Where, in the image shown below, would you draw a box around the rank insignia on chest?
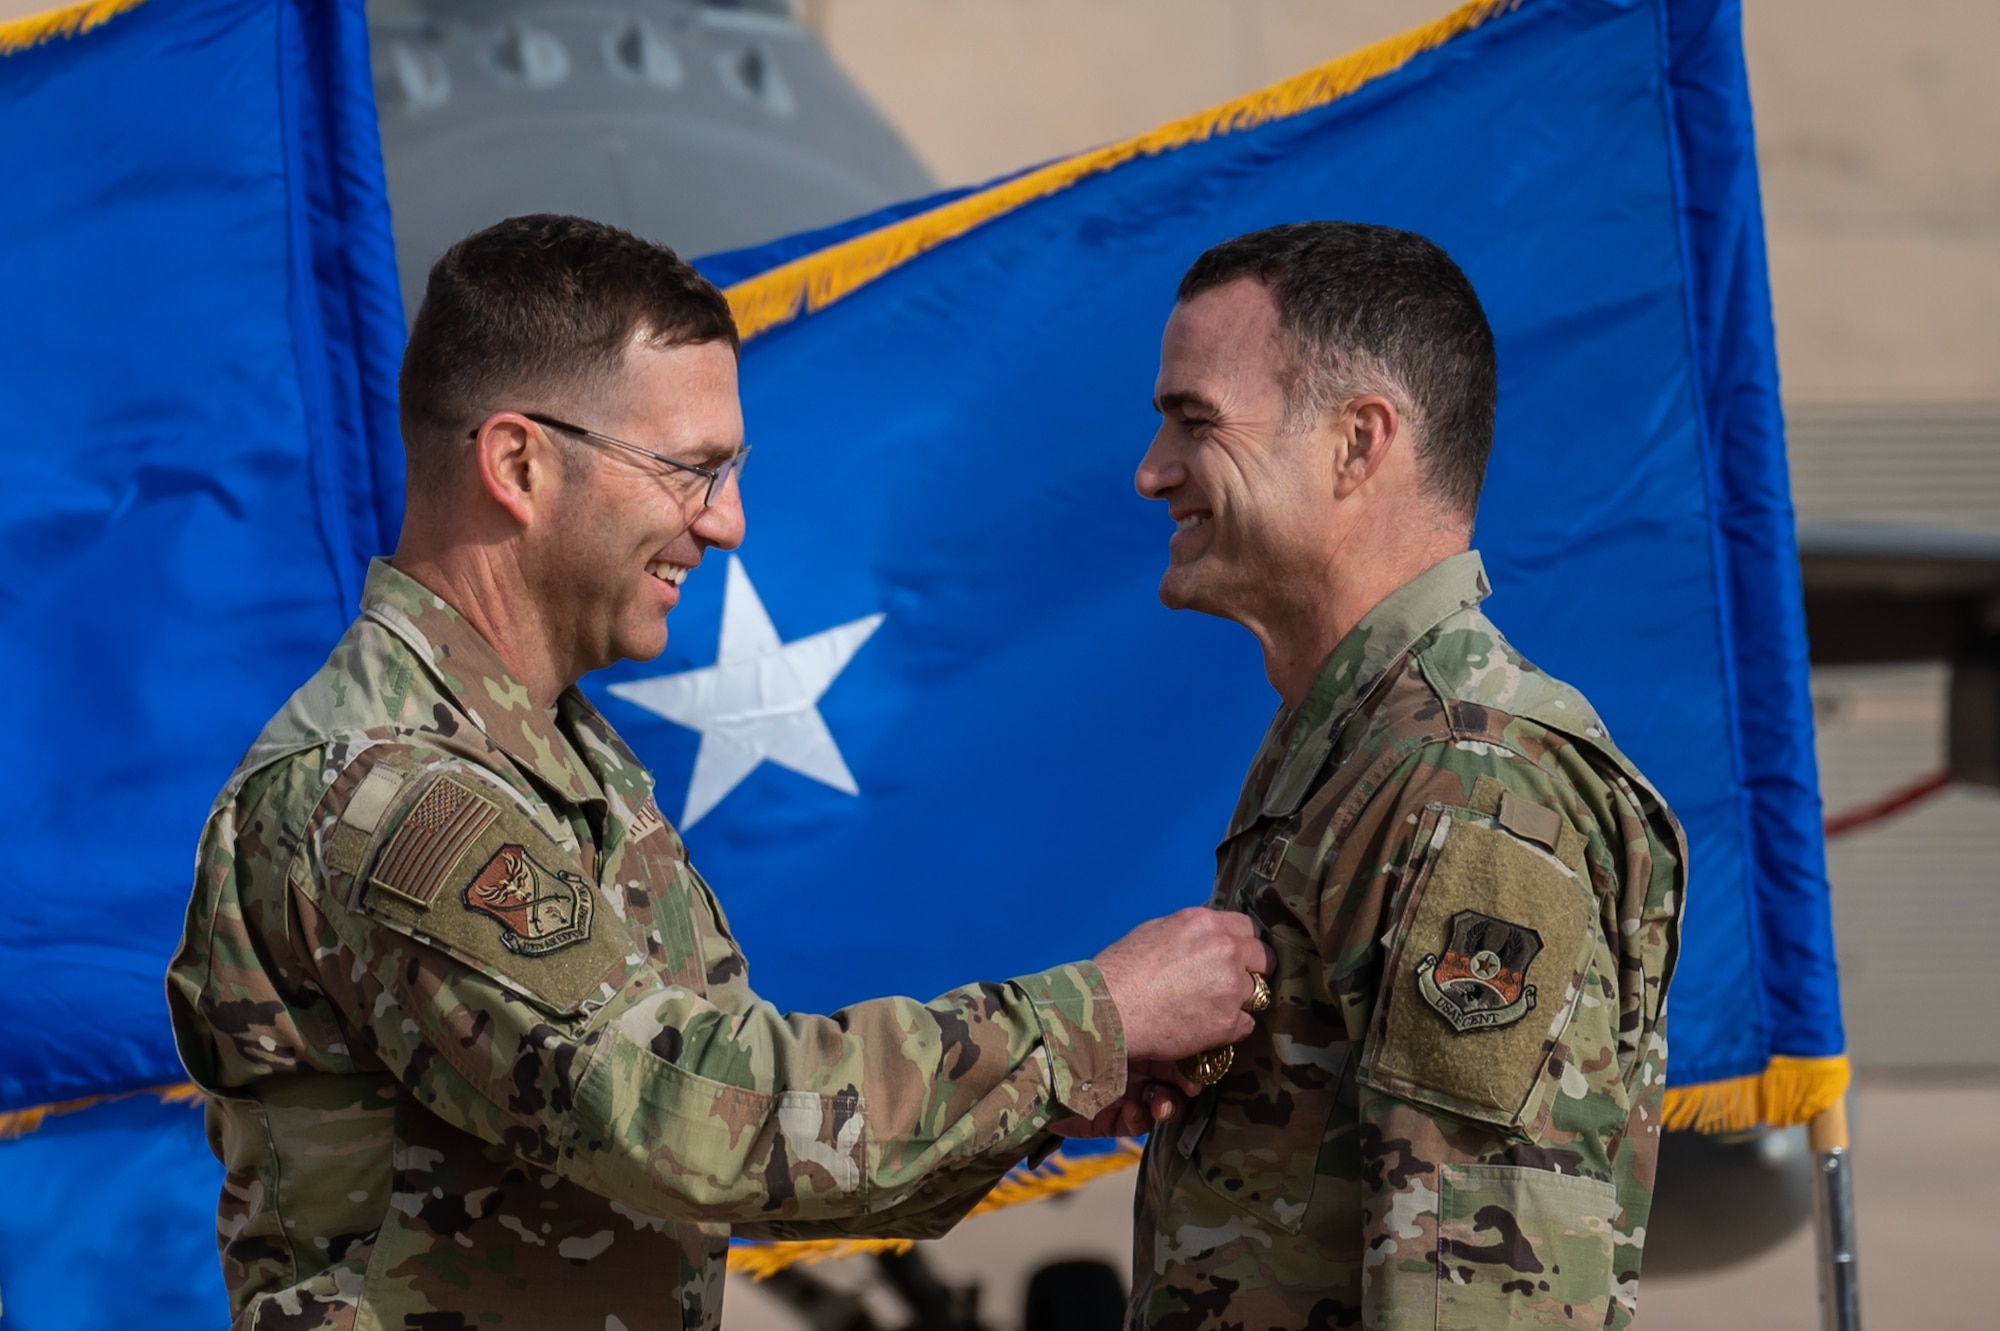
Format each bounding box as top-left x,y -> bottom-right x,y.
1251,834 -> 1292,880
1416,909 -> 1543,1033
463,843 -> 595,956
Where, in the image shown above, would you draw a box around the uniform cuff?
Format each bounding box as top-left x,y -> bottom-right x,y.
1010,960 -> 1126,1120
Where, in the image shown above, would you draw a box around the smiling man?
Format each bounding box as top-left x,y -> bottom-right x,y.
166,214 -> 1271,1330
1127,223 -> 1687,1331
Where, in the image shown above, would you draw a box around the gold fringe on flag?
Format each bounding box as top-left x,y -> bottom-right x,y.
725,1140 -> 1145,1280
723,0 -> 1521,343
0,1080 -> 203,1140
1660,1054 -> 1852,1135
0,1064 -> 1848,1274
0,0 -> 151,55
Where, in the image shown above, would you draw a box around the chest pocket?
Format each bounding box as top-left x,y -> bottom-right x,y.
1181,924 -> 1351,1235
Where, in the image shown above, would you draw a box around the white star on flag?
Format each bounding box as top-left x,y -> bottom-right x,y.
608,556 -> 885,828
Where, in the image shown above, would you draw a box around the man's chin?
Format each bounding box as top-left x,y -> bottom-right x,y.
1161,565 -> 1251,625
617,622 -> 670,665
1156,568 -> 1212,616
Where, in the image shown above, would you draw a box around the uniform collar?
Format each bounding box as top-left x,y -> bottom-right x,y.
360,559 -> 599,807
1257,550 -> 1491,821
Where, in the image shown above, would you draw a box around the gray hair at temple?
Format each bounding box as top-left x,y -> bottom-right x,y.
1178,221 -> 1498,519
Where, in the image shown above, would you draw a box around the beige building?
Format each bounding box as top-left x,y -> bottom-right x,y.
815,0 -> 2000,402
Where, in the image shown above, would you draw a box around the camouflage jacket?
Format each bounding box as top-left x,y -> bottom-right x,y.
1131,552 -> 1684,1331
167,560 -> 1125,1331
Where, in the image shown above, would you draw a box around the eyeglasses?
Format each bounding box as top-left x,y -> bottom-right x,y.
472,411 -> 749,508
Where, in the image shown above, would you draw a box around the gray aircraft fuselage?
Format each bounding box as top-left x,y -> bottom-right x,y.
368,0 -> 933,316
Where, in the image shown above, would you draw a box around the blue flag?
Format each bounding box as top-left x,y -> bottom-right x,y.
0,0 -> 398,1316
0,0 -> 402,1110
0,0 -> 1841,1322
639,0 -> 1843,1127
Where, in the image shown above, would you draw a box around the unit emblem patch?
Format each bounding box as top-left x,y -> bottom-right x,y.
463,843 -> 594,956
1416,909 -> 1544,1033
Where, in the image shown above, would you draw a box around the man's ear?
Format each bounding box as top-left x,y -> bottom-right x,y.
1332,395 -> 1402,500
470,414 -> 558,527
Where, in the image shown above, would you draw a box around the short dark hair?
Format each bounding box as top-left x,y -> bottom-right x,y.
398,214 -> 739,495
1178,222 -> 1497,518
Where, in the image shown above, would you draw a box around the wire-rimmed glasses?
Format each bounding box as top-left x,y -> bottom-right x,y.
470,411 -> 749,507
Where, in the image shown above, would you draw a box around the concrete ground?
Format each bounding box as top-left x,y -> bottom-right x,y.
1642,1081 -> 1988,1330
724,1080 -> 1989,1330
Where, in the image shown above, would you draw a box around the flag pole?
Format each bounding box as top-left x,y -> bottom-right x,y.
1810,1097 -> 1861,1330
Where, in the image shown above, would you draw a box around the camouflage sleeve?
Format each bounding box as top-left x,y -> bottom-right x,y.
667,830 -> 1062,1242
632,823 -> 1056,1239
731,1156 -> 1016,1242
297,746 -> 1127,1229
1343,741 -> 1678,1331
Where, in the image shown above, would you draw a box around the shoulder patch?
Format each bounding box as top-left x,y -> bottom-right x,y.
360,771 -> 627,1012
1364,804 -> 1596,1133
1417,909 -> 1544,1032
462,843 -> 593,956
372,777 -> 502,909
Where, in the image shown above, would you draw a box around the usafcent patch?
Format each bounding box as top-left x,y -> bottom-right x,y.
1363,798 -> 1595,1133
1417,909 -> 1543,1033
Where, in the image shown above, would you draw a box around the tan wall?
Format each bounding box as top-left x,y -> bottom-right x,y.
1747,1 -> 2000,403
814,0 -> 2000,404
813,1 -> 1427,183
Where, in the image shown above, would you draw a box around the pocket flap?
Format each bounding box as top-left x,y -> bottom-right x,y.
1438,1163 -> 1617,1330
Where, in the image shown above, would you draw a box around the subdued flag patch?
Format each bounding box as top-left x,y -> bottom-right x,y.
371,777 -> 499,910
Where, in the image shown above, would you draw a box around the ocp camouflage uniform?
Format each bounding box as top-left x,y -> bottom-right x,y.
167,560 -> 1125,1330
1131,552 -> 1684,1331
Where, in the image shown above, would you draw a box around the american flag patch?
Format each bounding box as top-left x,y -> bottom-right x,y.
372,777 -> 500,909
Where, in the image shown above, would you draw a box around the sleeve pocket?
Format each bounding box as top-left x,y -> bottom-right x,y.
1363,806 -> 1597,1135
1437,1164 -> 1616,1331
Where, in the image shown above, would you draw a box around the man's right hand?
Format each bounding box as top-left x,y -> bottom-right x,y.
1093,907 -> 1274,1063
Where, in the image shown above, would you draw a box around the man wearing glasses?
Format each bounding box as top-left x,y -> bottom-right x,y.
166,214 -> 1269,1331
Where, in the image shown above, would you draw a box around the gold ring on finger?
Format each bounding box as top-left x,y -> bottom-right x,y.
1176,1045 -> 1234,1087
1244,972 -> 1272,1014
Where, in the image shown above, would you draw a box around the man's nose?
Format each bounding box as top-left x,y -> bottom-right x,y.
693,480 -> 746,551
1135,427 -> 1184,500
